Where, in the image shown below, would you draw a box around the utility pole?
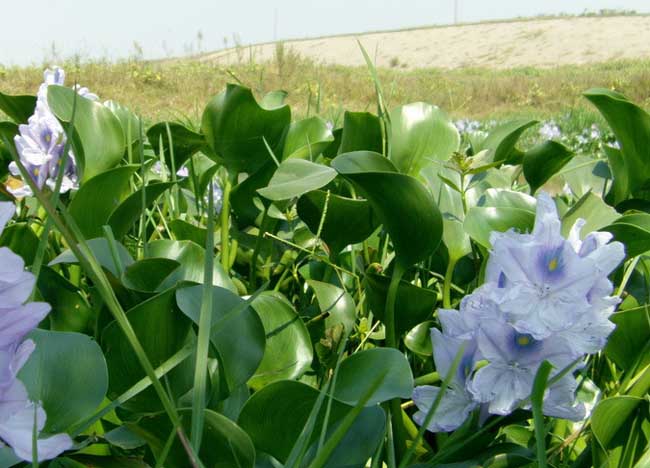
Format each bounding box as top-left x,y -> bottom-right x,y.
454,0 -> 459,24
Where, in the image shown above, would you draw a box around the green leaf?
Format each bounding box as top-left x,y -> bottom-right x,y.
169,219 -> 210,247
230,161 -> 276,227
68,165 -> 138,239
48,85 -> 125,182
606,306 -> 650,370
147,121 -> 206,169
591,396 -> 649,468
561,155 -> 610,199
19,329 -> 108,433
389,102 -> 460,176
0,222 -> 40,265
297,190 -> 379,254
238,380 -> 384,465
602,213 -> 650,257
522,140 -> 573,194
282,116 -> 334,160
333,348 -> 413,406
101,288 -> 193,413
107,181 -> 175,239
560,191 -> 620,238
49,237 -> 135,278
201,84 -> 290,173
475,119 -> 537,164
0,91 -> 36,123
365,271 -> 437,337
464,189 -> 536,248
248,292 -> 313,390
332,151 -> 443,269
405,321 -> 434,357
585,88 -> 650,201
104,100 -> 141,146
307,280 -> 356,334
338,111 -> 383,154
258,159 -> 337,201
37,266 -> 94,333
147,239 -> 236,292
121,258 -> 180,292
130,409 -> 255,468
176,285 -> 265,394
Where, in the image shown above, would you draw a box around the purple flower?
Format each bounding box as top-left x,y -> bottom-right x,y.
0,202 -> 72,460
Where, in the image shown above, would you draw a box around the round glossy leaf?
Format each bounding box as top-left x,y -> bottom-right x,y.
147,121 -> 206,169
176,285 -> 265,394
0,222 -> 39,265
101,288 -> 193,412
560,192 -> 619,239
365,271 -> 437,336
130,409 -> 255,468
603,213 -> 650,258
238,380 -> 384,465
585,88 -> 650,202
48,85 -> 125,182
282,116 -> 334,160
108,182 -> 175,239
523,140 -> 573,194
332,151 -> 443,269
475,119 -> 537,164
169,219 -> 210,247
405,321 -> 434,357
307,280 -> 356,333
121,258 -> 180,292
231,161 -> 276,227
464,189 -> 537,248
249,292 -> 313,389
201,84 -> 290,173
0,91 -> 36,124
258,159 -> 337,201
147,239 -> 236,292
332,348 -> 414,406
37,266 -> 94,333
338,111 -> 382,154
390,102 -> 460,176
19,329 -> 108,433
104,100 -> 141,147
49,237 -> 135,278
605,306 -> 650,370
561,155 -> 610,200
68,165 -> 138,239
297,190 -> 379,254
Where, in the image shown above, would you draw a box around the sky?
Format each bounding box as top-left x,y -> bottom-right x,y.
1,0 -> 648,65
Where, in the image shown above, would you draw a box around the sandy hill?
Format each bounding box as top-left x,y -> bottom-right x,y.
197,15 -> 650,70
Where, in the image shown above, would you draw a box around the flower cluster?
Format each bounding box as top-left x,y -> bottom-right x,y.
0,202 -> 72,460
9,67 -> 97,197
539,121 -> 562,140
413,192 -> 625,432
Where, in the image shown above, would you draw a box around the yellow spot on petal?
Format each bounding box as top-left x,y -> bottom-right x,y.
33,168 -> 39,176
548,258 -> 558,272
517,335 -> 531,346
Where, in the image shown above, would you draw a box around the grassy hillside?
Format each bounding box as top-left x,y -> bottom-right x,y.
2,56 -> 649,128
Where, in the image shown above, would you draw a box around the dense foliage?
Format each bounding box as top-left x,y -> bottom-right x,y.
0,63 -> 648,468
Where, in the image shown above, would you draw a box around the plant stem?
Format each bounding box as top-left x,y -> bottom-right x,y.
443,257 -> 458,309
220,175 -> 233,271
250,205 -> 270,290
385,264 -> 406,459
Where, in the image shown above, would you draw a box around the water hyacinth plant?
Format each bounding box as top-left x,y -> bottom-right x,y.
0,63 -> 649,467
0,202 -> 71,461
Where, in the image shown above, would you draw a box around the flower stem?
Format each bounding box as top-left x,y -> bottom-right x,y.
220,175 -> 233,271
443,257 -> 458,309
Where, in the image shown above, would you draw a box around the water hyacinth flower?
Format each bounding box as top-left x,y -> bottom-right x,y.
539,121 -> 562,140
0,202 -> 72,460
9,67 -> 97,197
412,192 -> 624,432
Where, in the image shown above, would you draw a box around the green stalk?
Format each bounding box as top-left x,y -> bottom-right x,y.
385,263 -> 406,459
191,181 -> 216,452
531,361 -> 553,468
249,205 -> 270,290
165,122 -> 181,219
138,118 -> 148,258
442,257 -> 458,309
5,138 -> 201,467
220,175 -> 233,271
